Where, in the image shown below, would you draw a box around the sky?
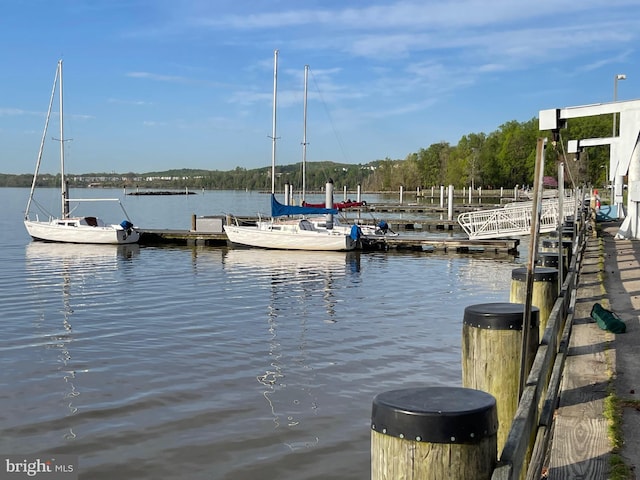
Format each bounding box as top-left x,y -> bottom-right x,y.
1,0 -> 639,175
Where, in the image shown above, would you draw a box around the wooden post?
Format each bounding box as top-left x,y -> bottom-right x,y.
462,302 -> 539,455
541,238 -> 558,250
537,252 -> 567,281
371,386 -> 497,480
536,252 -> 558,268
561,226 -> 575,241
562,239 -> 574,266
510,267 -> 558,341
325,180 -> 334,229
542,238 -> 573,266
191,214 -> 197,231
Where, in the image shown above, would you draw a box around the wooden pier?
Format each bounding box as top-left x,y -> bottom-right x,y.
363,235 -> 519,254
137,228 -> 519,255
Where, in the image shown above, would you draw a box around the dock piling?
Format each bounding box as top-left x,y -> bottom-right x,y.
462,302 -> 539,454
371,386 -> 497,479
510,267 -> 559,340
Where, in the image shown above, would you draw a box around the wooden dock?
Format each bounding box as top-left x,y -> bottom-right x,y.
139,229 -> 227,247
362,235 -> 519,254
138,229 -> 519,255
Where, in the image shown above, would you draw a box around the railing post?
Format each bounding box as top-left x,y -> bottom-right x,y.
448,185 -> 454,220
537,252 -> 567,282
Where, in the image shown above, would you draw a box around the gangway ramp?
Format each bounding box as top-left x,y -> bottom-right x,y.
457,197 -> 576,239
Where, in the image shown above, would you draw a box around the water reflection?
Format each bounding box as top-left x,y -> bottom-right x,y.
222,249 -> 360,450
24,242 -> 139,440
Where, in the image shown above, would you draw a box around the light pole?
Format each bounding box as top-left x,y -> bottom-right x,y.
613,73 -> 626,136
470,147 -> 478,191
601,163 -> 609,200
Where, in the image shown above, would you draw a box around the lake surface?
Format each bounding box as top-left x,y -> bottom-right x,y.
1,188 -> 524,479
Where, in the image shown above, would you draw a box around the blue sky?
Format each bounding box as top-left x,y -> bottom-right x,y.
1,0 -> 639,175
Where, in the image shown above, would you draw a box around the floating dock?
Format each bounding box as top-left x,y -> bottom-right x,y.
137,229 -> 519,256
361,235 -> 519,254
127,190 -> 196,196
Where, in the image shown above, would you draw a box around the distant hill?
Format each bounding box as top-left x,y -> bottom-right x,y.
0,161 -> 381,191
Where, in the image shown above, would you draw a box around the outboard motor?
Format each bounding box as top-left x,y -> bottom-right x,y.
121,220 -> 133,229
119,220 -> 134,240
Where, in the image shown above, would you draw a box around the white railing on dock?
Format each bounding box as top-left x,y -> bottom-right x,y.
457,197 -> 577,239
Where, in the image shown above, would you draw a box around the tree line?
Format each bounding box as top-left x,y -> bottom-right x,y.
368,115 -> 611,192
1,115 -> 613,191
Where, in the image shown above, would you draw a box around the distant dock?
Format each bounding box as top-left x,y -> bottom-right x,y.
127,190 -> 196,196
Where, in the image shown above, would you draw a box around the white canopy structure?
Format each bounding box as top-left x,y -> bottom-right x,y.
540,99 -> 640,239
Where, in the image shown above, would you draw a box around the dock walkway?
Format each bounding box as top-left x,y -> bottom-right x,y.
545,222 -> 640,479
137,229 -> 519,255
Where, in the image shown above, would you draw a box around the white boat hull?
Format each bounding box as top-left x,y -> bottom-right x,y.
224,223 -> 356,251
24,219 -> 140,244
24,61 -> 141,246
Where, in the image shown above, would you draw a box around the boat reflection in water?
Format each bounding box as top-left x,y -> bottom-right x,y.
222,248 -> 361,450
25,242 -> 140,269
24,242 -> 140,440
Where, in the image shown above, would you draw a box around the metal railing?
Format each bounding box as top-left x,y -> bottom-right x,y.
457,197 -> 577,239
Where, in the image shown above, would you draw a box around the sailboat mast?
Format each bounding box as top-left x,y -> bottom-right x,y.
270,50 -> 278,195
25,60 -> 59,219
58,59 -> 69,218
302,65 -> 309,203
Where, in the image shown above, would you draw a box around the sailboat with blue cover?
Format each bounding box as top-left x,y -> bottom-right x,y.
223,51 -> 357,251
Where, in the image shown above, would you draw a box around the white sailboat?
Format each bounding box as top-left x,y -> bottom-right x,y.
24,60 -> 140,245
224,51 -> 356,252
295,66 -> 393,239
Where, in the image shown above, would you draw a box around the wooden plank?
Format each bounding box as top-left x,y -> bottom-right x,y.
545,234 -> 613,479
547,417 -> 610,479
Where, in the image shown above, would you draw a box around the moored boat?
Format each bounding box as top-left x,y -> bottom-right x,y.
23,60 -> 140,245
223,51 -> 355,252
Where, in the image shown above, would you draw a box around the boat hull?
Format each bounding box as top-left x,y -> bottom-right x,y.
24,219 -> 140,244
224,224 -> 356,251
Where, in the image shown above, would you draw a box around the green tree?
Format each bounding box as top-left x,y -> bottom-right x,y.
417,142 -> 451,187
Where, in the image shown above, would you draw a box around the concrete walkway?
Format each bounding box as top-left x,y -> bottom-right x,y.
603,223 -> 640,478
547,221 -> 640,479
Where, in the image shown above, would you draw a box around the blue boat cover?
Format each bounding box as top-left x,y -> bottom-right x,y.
271,194 -> 338,217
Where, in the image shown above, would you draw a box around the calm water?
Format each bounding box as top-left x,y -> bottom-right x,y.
1,188 -> 523,479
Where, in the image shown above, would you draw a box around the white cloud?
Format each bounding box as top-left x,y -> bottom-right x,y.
127,72 -> 191,83
108,98 -> 153,106
0,108 -> 38,116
